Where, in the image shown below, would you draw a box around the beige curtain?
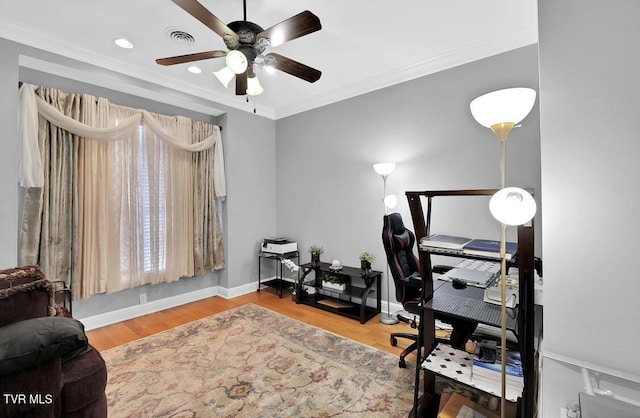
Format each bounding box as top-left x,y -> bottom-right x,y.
192,121 -> 225,275
20,87 -> 80,287
19,85 -> 225,299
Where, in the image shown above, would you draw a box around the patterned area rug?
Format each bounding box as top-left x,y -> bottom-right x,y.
102,304 -> 415,417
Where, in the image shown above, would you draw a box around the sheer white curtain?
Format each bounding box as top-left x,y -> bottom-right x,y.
18,84 -> 226,298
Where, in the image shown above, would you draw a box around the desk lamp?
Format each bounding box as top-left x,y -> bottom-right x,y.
373,162 -> 399,325
470,87 -> 536,418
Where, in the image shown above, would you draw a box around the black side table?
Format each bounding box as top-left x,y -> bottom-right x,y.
257,251 -> 300,298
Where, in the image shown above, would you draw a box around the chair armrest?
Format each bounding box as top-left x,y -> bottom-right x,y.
400,272 -> 422,288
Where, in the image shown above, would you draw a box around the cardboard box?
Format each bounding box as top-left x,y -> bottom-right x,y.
439,393 -> 499,418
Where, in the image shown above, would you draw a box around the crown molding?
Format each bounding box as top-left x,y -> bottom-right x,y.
275,30 -> 538,119
1,13 -> 537,120
0,16 -> 277,119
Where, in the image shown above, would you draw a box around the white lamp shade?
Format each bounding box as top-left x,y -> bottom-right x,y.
373,162 -> 396,176
246,75 -> 264,96
384,194 -> 398,209
470,88 -> 537,128
225,50 -> 248,74
213,67 -> 234,88
489,187 -> 537,226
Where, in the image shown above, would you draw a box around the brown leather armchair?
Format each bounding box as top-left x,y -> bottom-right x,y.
0,265 -> 107,417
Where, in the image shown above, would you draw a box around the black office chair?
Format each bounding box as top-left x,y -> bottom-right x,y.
382,212 -> 478,368
382,212 -> 424,368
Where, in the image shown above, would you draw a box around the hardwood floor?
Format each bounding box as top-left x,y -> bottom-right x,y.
86,288 -> 419,364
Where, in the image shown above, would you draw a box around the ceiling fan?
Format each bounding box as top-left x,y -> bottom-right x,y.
156,0 -> 322,96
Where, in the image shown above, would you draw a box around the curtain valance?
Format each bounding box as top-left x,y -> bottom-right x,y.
18,83 -> 226,199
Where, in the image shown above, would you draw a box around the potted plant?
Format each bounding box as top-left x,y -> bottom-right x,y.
359,251 -> 375,276
309,245 -> 324,267
322,272 -> 347,292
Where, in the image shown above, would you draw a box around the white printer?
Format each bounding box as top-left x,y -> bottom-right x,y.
261,238 -> 298,254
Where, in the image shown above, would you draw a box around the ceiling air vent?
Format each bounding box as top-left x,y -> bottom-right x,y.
165,27 -> 195,45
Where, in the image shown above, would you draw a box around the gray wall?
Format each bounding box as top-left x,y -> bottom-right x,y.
0,40 -> 20,267
0,37 -> 277,318
538,0 -> 640,414
275,45 -> 541,303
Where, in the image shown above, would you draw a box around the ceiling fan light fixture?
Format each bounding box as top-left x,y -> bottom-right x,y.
269,30 -> 285,47
246,74 -> 264,96
225,50 -> 248,74
214,67 -> 235,88
157,1 -> 322,99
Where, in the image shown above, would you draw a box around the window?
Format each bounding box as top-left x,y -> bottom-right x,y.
137,124 -> 166,273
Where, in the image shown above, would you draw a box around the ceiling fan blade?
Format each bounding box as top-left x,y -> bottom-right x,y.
235,69 -> 248,95
265,53 -> 321,83
156,50 -> 227,66
256,10 -> 321,46
171,0 -> 239,43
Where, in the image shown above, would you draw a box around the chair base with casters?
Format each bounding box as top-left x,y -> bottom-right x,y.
389,315 -> 475,368
390,327 -> 418,368
389,309 -> 419,368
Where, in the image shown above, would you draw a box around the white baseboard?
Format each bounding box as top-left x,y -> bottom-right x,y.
78,279 -> 404,331
218,280 -> 263,299
79,286 -> 219,331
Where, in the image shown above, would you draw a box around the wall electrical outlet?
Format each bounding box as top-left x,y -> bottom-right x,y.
139,293 -> 147,304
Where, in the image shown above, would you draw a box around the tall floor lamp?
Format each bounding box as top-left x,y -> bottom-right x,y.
373,162 -> 399,325
470,87 -> 537,418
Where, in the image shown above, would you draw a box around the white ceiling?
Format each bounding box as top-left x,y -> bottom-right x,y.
0,0 -> 538,119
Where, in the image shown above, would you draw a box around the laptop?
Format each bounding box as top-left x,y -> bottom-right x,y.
442,267 -> 498,288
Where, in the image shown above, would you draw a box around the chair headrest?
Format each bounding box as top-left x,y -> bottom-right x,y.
385,213 -> 412,249
388,213 -> 406,234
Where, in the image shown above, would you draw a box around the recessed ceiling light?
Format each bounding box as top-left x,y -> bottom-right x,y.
187,66 -> 202,74
114,38 -> 134,49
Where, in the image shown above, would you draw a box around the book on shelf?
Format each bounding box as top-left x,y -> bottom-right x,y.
462,239 -> 518,260
420,234 -> 473,250
472,342 -> 524,383
471,342 -> 524,400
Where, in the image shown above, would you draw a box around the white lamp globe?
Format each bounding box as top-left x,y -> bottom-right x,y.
489,187 -> 537,226
384,194 -> 398,209
225,50 -> 248,74
470,88 -> 537,128
373,162 -> 395,176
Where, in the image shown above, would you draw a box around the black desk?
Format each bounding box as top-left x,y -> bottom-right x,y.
426,280 -> 518,332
